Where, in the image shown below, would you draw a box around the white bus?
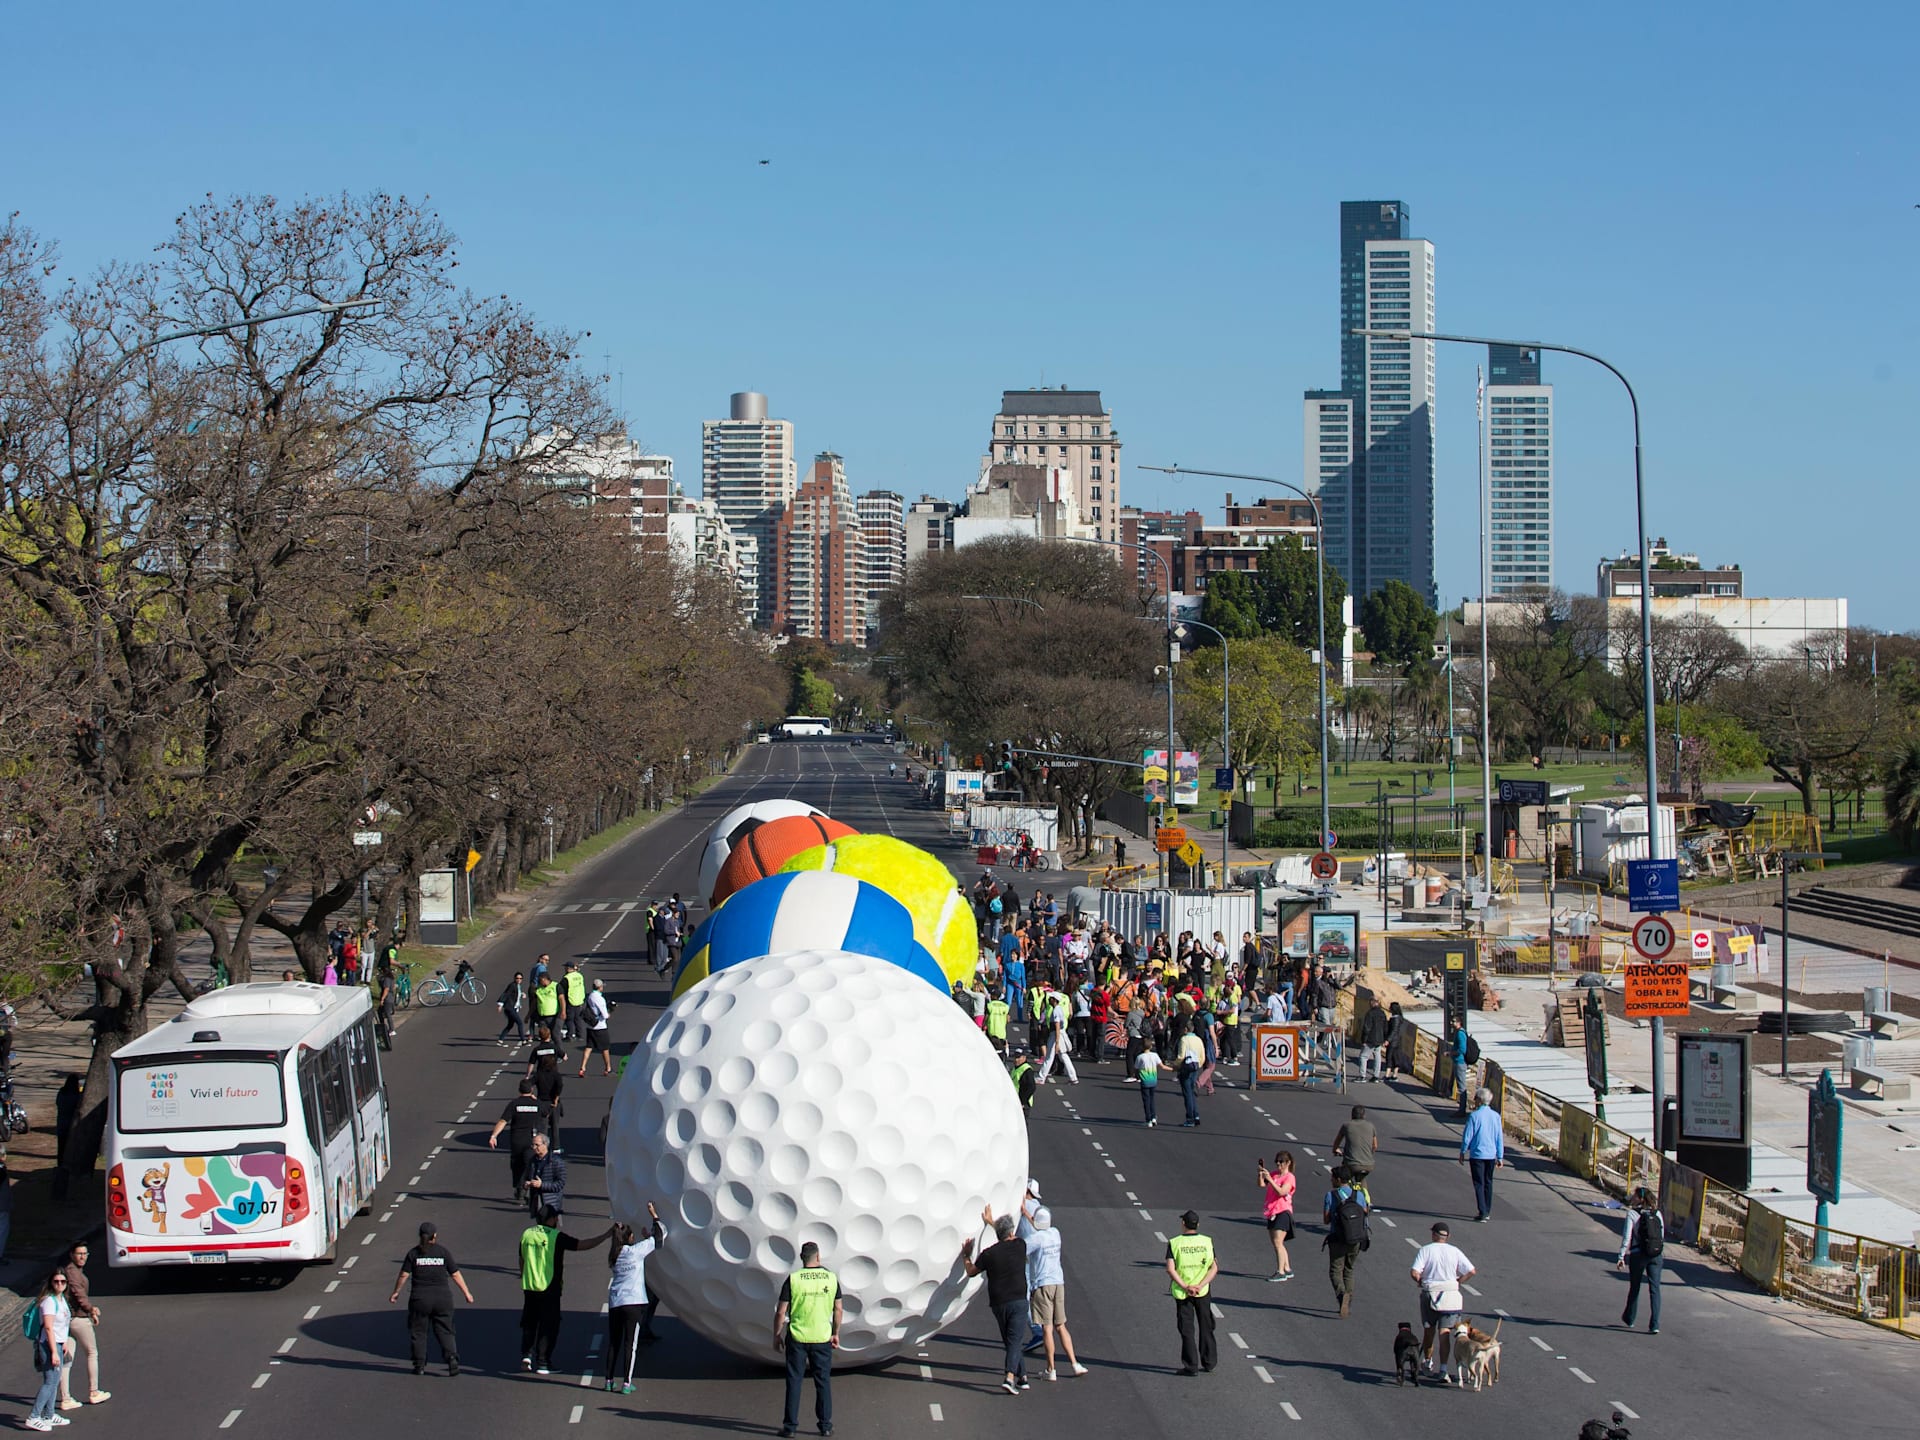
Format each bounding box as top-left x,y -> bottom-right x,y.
105,984 -> 391,1268
778,715 -> 831,737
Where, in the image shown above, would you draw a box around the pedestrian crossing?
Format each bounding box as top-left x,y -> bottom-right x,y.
537,899 -> 644,914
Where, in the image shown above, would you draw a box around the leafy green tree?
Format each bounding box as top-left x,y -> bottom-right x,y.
789,667 -> 836,718
1198,570 -> 1262,641
1254,537 -> 1347,655
1887,740 -> 1920,851
1626,704 -> 1766,796
1359,580 -> 1438,671
1175,636 -> 1325,800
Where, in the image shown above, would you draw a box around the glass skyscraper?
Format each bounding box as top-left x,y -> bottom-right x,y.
1486,345 -> 1553,594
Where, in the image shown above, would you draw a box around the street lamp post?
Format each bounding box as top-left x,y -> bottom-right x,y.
1140,465 -> 1332,860
1353,326 -> 1669,1136
1176,617 -> 1233,885
1057,536 -> 1178,887
1779,850 -> 1842,1077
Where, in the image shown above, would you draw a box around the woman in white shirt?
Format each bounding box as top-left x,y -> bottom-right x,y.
25,1270 -> 73,1430
604,1206 -> 666,1394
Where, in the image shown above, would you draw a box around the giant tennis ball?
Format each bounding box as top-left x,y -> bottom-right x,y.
778,835 -> 975,984
672,871 -> 948,1001
711,813 -> 858,909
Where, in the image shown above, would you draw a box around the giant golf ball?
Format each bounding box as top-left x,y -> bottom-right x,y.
673,871 -> 949,1001
696,799 -> 827,905
606,949 -> 1028,1363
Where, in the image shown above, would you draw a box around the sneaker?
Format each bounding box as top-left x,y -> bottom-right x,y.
47,1422 -> 71,1430
1045,1368 -> 1057,1382
1070,1363 -> 1088,1377
24,1420 -> 53,1432
447,1366 -> 459,1378
521,1356 -> 534,1371
86,1395 -> 109,1406
1267,1273 -> 1285,1283
413,1365 -> 426,1375
535,1367 -> 551,1376
1437,1371 -> 1452,1386
1018,1376 -> 1030,1390
1002,1379 -> 1019,1396
1149,1119 -> 1156,1127
620,1383 -> 634,1395
57,1403 -> 81,1413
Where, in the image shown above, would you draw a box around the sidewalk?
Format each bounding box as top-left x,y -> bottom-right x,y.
1479,975 -> 1920,1247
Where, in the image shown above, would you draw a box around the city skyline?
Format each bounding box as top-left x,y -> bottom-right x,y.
7,3 -> 1914,628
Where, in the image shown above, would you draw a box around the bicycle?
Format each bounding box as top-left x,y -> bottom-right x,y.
419,957 -> 486,1008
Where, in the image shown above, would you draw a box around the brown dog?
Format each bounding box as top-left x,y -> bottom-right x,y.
1452,1317 -> 1503,1391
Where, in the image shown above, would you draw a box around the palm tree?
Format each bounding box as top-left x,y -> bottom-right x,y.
1886,740 -> 1920,851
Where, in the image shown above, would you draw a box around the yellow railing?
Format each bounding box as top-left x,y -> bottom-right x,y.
1392,1014 -> 1919,1340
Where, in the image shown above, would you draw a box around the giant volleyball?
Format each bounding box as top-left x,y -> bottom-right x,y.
696,799 -> 825,907
778,835 -> 975,985
671,871 -> 948,1001
606,949 -> 1028,1363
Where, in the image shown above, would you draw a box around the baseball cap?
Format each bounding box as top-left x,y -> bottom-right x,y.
418,1220 -> 436,1238
1431,1222 -> 1451,1237
1181,1209 -> 1201,1228
1027,1178 -> 1042,1199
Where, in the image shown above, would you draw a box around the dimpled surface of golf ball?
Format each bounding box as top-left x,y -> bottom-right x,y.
605,948 -> 1028,1363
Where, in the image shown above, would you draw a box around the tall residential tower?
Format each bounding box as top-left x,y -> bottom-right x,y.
701,391 -> 796,628
986,389 -> 1120,546
1486,344 -> 1553,595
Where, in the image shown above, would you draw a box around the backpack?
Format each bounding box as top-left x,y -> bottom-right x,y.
20,1303 -> 41,1341
1334,1192 -> 1371,1249
520,1225 -> 557,1292
1636,1208 -> 1665,1258
1463,1034 -> 1482,1066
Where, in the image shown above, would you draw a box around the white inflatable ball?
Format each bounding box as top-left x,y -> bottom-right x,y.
695,798 -> 825,907
605,949 -> 1028,1364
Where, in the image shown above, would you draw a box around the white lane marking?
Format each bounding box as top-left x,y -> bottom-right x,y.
1378,1215 -> 1396,1228
1125,1192 -> 1138,1201
1154,1231 -> 1168,1243
430,1147 -> 443,1157
1285,1132 -> 1297,1140
929,1403 -> 944,1421
1530,1336 -> 1554,1352
380,1211 -> 393,1224
919,1364 -> 933,1379
1404,1238 -> 1419,1249
590,902 -> 611,912
1463,1283 -> 1481,1297
1611,1403 -> 1640,1420
443,1130 -> 455,1140
568,1405 -> 583,1424
1230,1332 -> 1248,1349
1302,1148 -> 1318,1157
304,1306 -> 321,1320
578,1371 -> 593,1387
220,1411 -> 243,1429
278,1338 -> 296,1354
1209,1304 -> 1225,1320
1140,1211 -> 1153,1222
324,1281 -> 340,1293
1268,1118 -> 1280,1126
1081,1128 -> 1092,1136
360,1232 -> 376,1246
1113,1173 -> 1126,1183
1570,1367 -> 1595,1384
252,1374 -> 270,1389
343,1255 -> 359,1269
1281,1401 -> 1300,1420
1253,1365 -> 1274,1384
393,1192 -> 409,1204
409,1175 -> 423,1186
1103,1158 -> 1115,1168
1091,1142 -> 1104,1151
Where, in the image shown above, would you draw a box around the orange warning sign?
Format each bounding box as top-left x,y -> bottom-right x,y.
1624,961 -> 1691,1019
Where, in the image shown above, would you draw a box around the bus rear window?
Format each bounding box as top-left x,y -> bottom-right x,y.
117,1060 -> 286,1133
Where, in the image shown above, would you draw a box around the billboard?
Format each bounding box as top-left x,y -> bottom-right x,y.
1143,749 -> 1200,807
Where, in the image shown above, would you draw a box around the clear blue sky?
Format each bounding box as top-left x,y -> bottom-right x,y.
11,1 -> 1917,627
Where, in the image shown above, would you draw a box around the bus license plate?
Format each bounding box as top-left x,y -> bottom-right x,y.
189,1250 -> 228,1264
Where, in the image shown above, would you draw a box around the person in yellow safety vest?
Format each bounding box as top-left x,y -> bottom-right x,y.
1221,981 -> 1242,1066
533,973 -> 561,1027
562,960 -> 588,1043
985,993 -> 1011,1053
772,1240 -> 841,1438
1008,1047 -> 1036,1109
1166,1208 -> 1219,1375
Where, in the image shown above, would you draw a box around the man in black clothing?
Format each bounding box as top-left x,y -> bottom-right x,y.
390,1220 -> 475,1375
959,1207 -> 1029,1394
498,971 -> 528,1047
525,1133 -> 567,1217
488,1080 -> 550,1204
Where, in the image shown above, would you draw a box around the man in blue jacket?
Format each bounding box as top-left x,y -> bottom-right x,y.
1459,1087 -> 1504,1221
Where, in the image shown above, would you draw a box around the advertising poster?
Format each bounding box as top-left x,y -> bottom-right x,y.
1308,912 -> 1359,967
1142,750 -> 1202,807
1679,1033 -> 1747,1142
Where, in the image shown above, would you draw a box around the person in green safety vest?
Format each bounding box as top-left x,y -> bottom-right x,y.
562,960 -> 588,1043
1165,1208 -> 1219,1375
1008,1046 -> 1037,1110
772,1241 -> 841,1438
985,993 -> 1011,1054
532,971 -> 561,1028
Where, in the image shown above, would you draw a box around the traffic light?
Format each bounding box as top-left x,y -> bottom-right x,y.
999,741 -> 1014,771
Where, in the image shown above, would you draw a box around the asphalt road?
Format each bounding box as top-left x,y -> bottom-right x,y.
31,740 -> 1920,1439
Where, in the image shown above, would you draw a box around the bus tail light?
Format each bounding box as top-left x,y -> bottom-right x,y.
107,1165 -> 131,1230
284,1162 -> 309,1224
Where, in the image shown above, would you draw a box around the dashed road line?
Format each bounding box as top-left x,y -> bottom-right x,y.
380,1211 -> 394,1224
1285,1132 -> 1297,1140
1530,1336 -> 1554,1352
278,1338 -> 296,1354
1404,1238 -> 1419,1249
343,1255 -> 359,1269
1091,1142 -> 1104,1151
1610,1403 -> 1639,1420
304,1306 -> 321,1320
1570,1367 -> 1595,1384
568,1405 -> 583,1424
1280,1401 -> 1301,1420
1378,1215 -> 1397,1228
1125,1192 -> 1137,1201
324,1281 -> 340,1293
1081,1128 -> 1092,1136
221,1411 -> 243,1429
1463,1283 -> 1481,1297
578,1370 -> 593,1387
929,1403 -> 944,1421
443,1130 -> 455,1140
1253,1365 -> 1274,1384
918,1364 -> 933,1379
1153,1231 -> 1167,1243
1139,1211 -> 1153,1222
1113,1173 -> 1125,1183
1209,1304 -> 1225,1321
1103,1158 -> 1115,1168
252,1373 -> 270,1389
1229,1332 -> 1248,1349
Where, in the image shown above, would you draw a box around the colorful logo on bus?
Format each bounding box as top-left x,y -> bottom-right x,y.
118,1146 -> 292,1236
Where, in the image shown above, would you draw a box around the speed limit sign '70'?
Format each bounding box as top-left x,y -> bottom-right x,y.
1632,914 -> 1677,961
1253,1024 -> 1303,1084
